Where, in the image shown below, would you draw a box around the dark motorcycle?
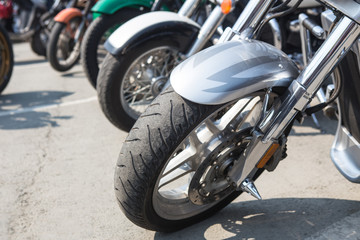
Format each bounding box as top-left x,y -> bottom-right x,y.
0,0 -> 69,56
115,0 -> 360,232
47,0 -> 97,72
0,23 -> 13,94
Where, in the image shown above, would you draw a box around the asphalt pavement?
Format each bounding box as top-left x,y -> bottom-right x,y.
0,43 -> 359,240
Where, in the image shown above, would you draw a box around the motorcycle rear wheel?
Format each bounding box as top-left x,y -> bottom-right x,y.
115,87 -> 270,231
47,17 -> 82,72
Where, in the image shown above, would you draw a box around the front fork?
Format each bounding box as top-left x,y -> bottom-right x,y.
222,0 -> 360,189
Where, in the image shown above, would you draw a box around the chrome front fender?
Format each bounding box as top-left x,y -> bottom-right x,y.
170,40 -> 299,105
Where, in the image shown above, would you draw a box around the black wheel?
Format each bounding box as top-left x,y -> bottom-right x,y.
81,8 -> 147,89
0,25 -> 14,94
115,87 -> 273,232
97,37 -> 184,131
30,29 -> 47,56
47,17 -> 83,72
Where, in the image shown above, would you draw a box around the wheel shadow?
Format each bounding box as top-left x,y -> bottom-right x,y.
0,91 -> 74,129
290,113 -> 338,137
154,198 -> 360,240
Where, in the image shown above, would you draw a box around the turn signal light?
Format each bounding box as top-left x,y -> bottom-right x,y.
221,0 -> 232,14
256,143 -> 280,168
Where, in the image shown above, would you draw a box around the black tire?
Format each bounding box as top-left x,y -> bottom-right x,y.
81,8 -> 147,89
115,88 -> 266,232
30,29 -> 47,56
97,36 -> 185,131
47,17 -> 82,72
0,25 -> 14,94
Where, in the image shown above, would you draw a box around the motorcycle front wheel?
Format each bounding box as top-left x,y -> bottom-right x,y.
47,17 -> 83,72
97,37 -> 183,131
115,87 -> 273,232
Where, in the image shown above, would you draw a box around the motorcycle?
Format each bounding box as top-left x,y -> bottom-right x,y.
114,0 -> 360,232
81,0 -> 183,89
0,23 -> 13,94
47,0 -> 96,72
0,0 -> 69,56
96,0 -> 262,131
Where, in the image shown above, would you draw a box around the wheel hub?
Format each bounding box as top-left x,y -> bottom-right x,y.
151,76 -> 167,97
188,130 -> 251,205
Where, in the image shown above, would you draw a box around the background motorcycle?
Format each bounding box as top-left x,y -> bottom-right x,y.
0,23 -> 13,94
81,0 -> 183,88
0,0 -> 69,56
114,0 -> 360,232
47,0 -> 96,72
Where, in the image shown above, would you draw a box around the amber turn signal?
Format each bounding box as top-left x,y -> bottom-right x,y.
221,0 -> 232,14
256,143 -> 280,168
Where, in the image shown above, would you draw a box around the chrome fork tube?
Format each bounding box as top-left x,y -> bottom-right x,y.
229,16 -> 360,188
178,0 -> 201,17
262,16 -> 360,142
219,0 -> 274,42
185,5 -> 226,57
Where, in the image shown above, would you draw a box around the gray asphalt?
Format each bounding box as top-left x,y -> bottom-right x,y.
0,43 -> 359,240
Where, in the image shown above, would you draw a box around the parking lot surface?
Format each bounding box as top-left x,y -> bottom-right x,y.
1,43 -> 360,240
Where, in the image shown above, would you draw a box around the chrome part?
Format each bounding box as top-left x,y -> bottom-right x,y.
152,94 -> 265,219
319,0 -> 360,24
240,179 -> 262,200
299,13 -> 313,66
185,5 -> 226,57
104,12 -> 200,55
121,46 -> 180,119
228,130 -> 272,187
321,9 -> 337,33
268,19 -> 282,49
218,0 -> 275,42
289,19 -> 300,32
284,0 -> 320,8
178,0 -> 201,18
331,126 -> 360,183
171,40 -> 299,105
261,16 -> 360,143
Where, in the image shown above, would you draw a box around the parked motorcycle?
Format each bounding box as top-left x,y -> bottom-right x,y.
81,0 -> 183,89
0,0 -> 69,56
115,0 -> 360,232
97,0 -> 256,131
47,0 -> 96,72
0,23 -> 13,94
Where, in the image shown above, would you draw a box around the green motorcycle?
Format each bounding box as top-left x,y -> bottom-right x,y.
81,0 -> 182,88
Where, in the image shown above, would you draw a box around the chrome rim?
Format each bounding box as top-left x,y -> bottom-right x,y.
152,94 -> 266,220
121,46 -> 180,119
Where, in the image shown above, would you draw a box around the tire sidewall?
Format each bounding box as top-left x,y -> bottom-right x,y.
47,17 -> 82,72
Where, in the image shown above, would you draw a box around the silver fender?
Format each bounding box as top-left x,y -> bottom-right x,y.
105,11 -> 201,56
170,40 -> 299,105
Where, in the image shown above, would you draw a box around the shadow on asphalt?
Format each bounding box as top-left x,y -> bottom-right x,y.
154,198 -> 360,239
0,91 -> 73,129
290,113 -> 338,137
14,59 -> 47,66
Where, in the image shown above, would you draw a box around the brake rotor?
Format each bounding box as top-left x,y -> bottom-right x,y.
188,129 -> 252,205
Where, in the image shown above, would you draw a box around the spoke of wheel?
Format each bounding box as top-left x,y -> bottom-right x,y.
159,162 -> 193,190
162,146 -> 196,177
217,96 -> 261,131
